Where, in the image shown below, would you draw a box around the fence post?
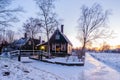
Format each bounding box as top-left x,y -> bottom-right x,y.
38,50 -> 40,60
40,51 -> 43,60
18,50 -> 21,61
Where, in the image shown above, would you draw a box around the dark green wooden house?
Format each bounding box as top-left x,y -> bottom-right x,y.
37,25 -> 73,56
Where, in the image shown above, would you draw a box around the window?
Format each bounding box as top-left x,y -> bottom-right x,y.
61,44 -> 66,51
55,34 -> 60,40
56,44 -> 60,52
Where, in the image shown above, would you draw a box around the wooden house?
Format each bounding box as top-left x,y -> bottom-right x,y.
5,33 -> 40,51
37,25 -> 73,56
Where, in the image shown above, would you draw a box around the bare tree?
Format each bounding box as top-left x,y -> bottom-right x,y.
6,30 -> 15,43
35,0 -> 58,57
0,34 -> 3,43
77,3 -> 110,60
100,41 -> 111,52
23,17 -> 42,55
23,17 -> 42,39
0,0 -> 23,40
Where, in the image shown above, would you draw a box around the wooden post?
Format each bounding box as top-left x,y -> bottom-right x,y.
40,54 -> 43,60
40,51 -> 43,60
18,50 -> 21,61
38,51 -> 40,60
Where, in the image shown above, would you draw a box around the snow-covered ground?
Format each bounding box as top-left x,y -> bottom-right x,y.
90,52 -> 120,72
0,58 -> 63,80
1,53 -> 120,80
21,53 -> 120,80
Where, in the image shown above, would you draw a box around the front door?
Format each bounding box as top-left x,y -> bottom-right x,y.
56,44 -> 60,52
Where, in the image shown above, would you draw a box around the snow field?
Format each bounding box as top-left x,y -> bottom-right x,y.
0,58 -> 63,80
90,52 -> 120,72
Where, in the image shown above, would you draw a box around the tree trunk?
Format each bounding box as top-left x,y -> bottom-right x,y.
81,44 -> 86,57
32,37 -> 34,55
47,32 -> 51,58
79,40 -> 86,61
81,41 -> 86,61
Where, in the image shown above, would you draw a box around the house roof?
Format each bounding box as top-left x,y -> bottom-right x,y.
31,38 -> 40,45
37,28 -> 73,46
13,38 -> 29,47
56,29 -> 73,46
36,42 -> 47,46
13,38 -> 40,47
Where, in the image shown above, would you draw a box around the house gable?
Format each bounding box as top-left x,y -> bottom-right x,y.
49,29 -> 72,45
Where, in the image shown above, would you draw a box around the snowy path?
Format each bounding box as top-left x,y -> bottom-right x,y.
84,53 -> 120,80
22,53 -> 120,80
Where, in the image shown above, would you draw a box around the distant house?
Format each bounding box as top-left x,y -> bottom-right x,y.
5,33 -> 40,51
37,25 -> 73,56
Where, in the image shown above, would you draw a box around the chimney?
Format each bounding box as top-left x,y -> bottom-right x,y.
61,25 -> 64,33
39,36 -> 41,44
24,33 -> 27,38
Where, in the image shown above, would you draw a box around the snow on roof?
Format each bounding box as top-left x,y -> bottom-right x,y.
13,38 -> 29,47
62,33 -> 73,46
57,29 -> 73,46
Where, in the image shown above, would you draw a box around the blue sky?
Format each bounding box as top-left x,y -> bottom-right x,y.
11,0 -> 120,48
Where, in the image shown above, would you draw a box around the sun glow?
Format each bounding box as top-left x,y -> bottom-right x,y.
69,35 -> 120,50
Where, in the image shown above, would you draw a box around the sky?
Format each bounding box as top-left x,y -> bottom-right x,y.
10,0 -> 120,48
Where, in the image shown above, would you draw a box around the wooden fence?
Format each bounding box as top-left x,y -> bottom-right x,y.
9,50 -> 46,61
